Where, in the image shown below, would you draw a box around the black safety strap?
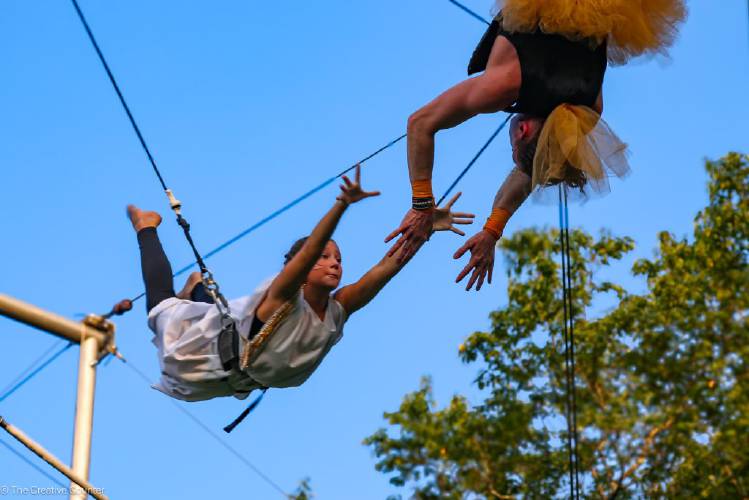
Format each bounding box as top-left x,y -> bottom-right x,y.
217,323 -> 241,372
224,388 -> 269,433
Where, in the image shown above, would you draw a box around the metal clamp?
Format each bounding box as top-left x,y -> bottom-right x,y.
165,189 -> 182,216
82,314 -> 124,365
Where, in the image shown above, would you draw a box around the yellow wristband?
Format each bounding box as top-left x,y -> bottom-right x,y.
483,208 -> 511,239
411,179 -> 434,199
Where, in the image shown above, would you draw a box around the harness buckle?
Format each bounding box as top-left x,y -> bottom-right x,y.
217,321 -> 240,372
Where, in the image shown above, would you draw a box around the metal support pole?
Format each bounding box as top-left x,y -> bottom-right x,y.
0,294 -> 106,345
69,333 -> 99,500
0,293 -> 118,500
0,416 -> 109,500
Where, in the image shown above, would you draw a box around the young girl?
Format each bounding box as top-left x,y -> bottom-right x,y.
127,166 -> 473,405
387,0 -> 686,291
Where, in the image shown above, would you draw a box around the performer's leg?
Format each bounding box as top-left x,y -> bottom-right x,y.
127,205 -> 176,313
407,36 -> 521,179
175,272 -> 215,305
190,283 -> 215,304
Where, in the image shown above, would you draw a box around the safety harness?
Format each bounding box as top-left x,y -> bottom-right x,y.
167,190 -> 272,432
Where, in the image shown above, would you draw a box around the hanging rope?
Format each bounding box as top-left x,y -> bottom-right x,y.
445,1 -> 585,495
71,0 -> 244,329
70,0 -> 166,191
69,0 -> 409,316
558,186 -> 581,499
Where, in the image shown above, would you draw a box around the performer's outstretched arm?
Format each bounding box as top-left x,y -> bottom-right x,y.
454,167 -> 531,291
386,37 -> 521,262
337,193 -> 474,315
258,166 -> 379,320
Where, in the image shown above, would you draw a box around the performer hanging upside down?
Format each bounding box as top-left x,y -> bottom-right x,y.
387,0 -> 687,291
127,166 -> 473,404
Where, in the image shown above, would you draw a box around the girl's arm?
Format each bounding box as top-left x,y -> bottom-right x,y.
333,252 -> 404,317
257,166 -> 379,320
334,193 -> 474,316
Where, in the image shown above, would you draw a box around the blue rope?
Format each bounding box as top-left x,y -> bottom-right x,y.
0,438 -> 68,488
0,343 -> 74,403
437,115 -> 511,206
447,0 -> 490,25
189,180 -> 336,270
130,113 -> 503,302
0,340 -> 67,397
129,133 -> 407,302
188,133 -> 408,271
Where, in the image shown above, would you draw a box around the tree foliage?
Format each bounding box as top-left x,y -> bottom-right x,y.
288,478 -> 314,500
364,153 -> 749,498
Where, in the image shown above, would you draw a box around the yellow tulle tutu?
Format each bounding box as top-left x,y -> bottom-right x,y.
496,0 -> 687,65
532,105 -> 630,199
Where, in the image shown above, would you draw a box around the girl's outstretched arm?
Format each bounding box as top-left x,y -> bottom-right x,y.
257,166 -> 379,320
335,193 -> 474,316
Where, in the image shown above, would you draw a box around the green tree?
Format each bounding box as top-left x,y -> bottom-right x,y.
288,478 -> 314,500
365,153 -> 749,498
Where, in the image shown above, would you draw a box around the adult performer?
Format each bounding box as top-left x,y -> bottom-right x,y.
386,0 -> 686,291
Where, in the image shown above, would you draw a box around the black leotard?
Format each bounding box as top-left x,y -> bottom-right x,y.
467,14 -> 607,118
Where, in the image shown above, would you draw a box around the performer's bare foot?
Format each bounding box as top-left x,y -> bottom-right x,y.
127,204 -> 162,232
176,272 -> 202,300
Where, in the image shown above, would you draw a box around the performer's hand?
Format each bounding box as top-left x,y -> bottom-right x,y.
432,192 -> 475,235
337,164 -> 381,206
453,230 -> 499,291
385,209 -> 434,263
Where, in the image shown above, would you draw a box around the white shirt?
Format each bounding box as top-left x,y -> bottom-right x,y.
148,276 -> 347,402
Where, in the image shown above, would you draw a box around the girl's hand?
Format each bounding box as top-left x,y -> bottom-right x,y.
432,192 -> 475,235
337,164 -> 381,205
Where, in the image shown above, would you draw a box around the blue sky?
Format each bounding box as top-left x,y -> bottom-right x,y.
1,1 -> 747,498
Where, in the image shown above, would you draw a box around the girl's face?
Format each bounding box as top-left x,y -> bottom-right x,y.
306,241 -> 343,290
